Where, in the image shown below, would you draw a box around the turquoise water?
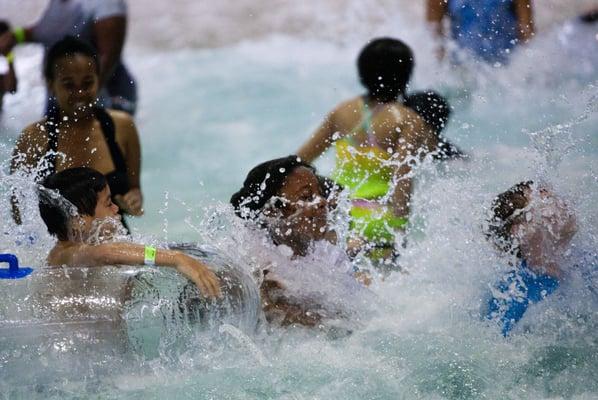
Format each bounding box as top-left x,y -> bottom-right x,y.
1,16 -> 598,400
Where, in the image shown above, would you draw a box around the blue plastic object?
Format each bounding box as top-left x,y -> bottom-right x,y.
0,253 -> 34,279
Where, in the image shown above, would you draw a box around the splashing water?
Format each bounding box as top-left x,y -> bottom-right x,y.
0,6 -> 598,400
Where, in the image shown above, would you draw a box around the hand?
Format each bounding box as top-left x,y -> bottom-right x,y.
175,254 -> 221,298
0,32 -> 16,55
114,188 -> 143,216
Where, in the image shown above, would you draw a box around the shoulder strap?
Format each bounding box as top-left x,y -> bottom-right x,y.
94,107 -> 128,174
42,106 -> 61,178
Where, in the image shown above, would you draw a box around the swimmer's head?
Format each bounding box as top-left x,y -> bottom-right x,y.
44,36 -> 100,116
404,91 -> 451,134
357,37 -> 414,103
231,156 -> 329,255
487,181 -> 578,260
0,21 -> 10,35
39,167 -> 120,242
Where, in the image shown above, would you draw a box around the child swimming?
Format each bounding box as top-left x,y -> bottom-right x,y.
484,181 -> 577,335
39,167 -> 221,298
296,38 -> 438,257
231,156 -> 372,327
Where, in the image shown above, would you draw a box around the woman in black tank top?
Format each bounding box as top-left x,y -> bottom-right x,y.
10,37 -> 143,228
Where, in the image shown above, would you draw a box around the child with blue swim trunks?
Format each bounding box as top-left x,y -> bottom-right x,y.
484,181 -> 578,336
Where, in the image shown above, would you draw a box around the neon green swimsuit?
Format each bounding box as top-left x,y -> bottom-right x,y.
332,100 -> 408,244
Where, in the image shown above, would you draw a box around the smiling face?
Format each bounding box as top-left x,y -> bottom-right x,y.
265,167 -> 328,254
48,54 -> 99,117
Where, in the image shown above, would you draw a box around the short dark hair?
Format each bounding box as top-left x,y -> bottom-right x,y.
357,37 -> 414,103
486,181 -> 534,257
230,155 -> 315,220
0,21 -> 10,35
39,167 -> 107,241
43,36 -> 99,81
404,91 -> 451,134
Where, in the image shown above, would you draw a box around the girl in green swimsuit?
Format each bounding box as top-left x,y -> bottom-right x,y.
297,38 -> 437,257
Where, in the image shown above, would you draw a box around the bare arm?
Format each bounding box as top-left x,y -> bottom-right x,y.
297,111 -> 338,163
0,27 -> 34,55
3,61 -> 17,93
53,242 -> 221,298
514,0 -> 534,43
93,16 -> 127,86
10,125 -> 47,224
113,112 -> 143,215
426,0 -> 447,37
387,112 -> 430,220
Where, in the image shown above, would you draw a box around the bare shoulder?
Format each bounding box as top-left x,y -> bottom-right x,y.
334,96 -> 363,116
46,242 -> 72,266
12,118 -> 49,167
107,109 -> 135,128
18,119 -> 49,144
107,109 -> 138,142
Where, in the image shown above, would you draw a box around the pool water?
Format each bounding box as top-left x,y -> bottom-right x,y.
1,6 -> 598,400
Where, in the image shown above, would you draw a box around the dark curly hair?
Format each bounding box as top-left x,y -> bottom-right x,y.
486,181 -> 533,257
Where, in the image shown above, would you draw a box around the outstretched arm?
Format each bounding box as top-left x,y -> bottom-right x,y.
113,112 -> 143,216
54,242 -> 221,298
514,0 -> 534,43
426,0 -> 448,60
93,16 -> 127,86
297,111 -> 338,163
426,0 -> 447,37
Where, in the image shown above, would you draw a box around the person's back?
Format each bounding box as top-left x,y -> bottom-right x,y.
297,38 -> 436,252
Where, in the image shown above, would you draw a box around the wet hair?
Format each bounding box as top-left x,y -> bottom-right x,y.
580,9 -> 598,24
404,90 -> 465,160
357,37 -> 414,103
0,21 -> 10,35
43,36 -> 99,82
404,91 -> 451,134
39,167 -> 107,241
486,181 -> 534,257
230,155 -> 316,220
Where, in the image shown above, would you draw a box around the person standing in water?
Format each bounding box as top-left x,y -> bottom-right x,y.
297,38 -> 437,258
426,0 -> 534,64
0,0 -> 137,115
484,181 -> 578,336
11,37 -> 142,227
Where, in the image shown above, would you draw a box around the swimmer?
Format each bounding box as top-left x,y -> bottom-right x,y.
0,21 -> 17,112
11,37 -> 142,228
484,181 -> 577,335
231,156 -> 370,327
297,38 -> 438,258
404,90 -> 466,160
38,167 -> 221,298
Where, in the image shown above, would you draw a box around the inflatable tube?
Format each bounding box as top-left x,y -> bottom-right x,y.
0,245 -> 261,380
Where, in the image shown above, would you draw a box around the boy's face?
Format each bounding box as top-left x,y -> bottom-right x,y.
79,185 -> 121,240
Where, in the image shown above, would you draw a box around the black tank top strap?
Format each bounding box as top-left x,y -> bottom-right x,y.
39,106 -> 61,181
93,107 -> 128,174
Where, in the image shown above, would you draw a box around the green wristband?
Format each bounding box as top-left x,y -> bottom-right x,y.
5,52 -> 14,64
13,27 -> 26,44
144,245 -> 156,266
